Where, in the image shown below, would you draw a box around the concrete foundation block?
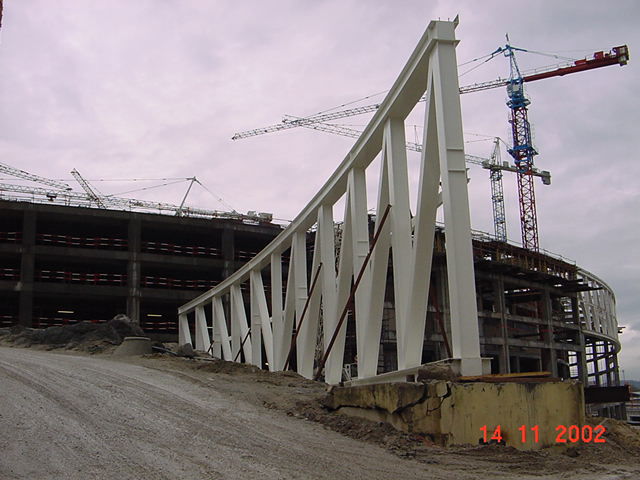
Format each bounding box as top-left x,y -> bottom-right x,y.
324,380 -> 585,450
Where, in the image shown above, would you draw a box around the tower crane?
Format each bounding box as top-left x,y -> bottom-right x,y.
492,42 -> 628,250
0,161 -> 71,191
232,46 -> 628,141
0,162 -> 274,223
232,45 -> 628,249
500,40 -> 540,250
70,168 -> 107,209
488,138 -> 507,242
0,181 -> 242,219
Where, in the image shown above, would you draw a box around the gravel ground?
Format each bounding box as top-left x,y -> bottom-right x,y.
1,346 -> 638,479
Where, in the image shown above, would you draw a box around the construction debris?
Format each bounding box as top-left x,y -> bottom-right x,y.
0,315 -> 144,353
176,342 -> 196,358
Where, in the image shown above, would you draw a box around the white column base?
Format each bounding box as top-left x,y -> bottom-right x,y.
448,357 -> 492,376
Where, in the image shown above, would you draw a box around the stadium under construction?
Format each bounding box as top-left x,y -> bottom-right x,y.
0,194 -> 624,416
0,16 -> 630,424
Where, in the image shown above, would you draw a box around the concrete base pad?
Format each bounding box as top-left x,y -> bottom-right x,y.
112,336 -> 152,356
345,359 -> 492,386
323,380 -> 584,450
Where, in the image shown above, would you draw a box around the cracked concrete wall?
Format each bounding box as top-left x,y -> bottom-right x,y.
324,380 -> 584,450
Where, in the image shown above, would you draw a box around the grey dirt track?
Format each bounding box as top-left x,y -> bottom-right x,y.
2,347 -> 639,480
0,347 -> 438,480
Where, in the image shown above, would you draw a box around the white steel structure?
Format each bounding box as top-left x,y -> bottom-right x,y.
178,19 -> 487,383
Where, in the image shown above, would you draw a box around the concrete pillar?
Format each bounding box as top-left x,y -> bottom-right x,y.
541,289 -> 558,376
127,216 -> 141,324
221,227 -> 235,325
18,211 -> 36,327
605,343 -> 613,386
221,227 -> 235,279
612,353 -> 621,385
572,296 -> 588,385
593,342 -> 601,386
494,278 -> 510,373
511,355 -> 520,373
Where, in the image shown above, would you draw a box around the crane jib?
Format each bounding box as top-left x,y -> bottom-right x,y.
522,46 -> 629,84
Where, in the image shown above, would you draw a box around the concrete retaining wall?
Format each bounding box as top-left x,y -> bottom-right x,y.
323,381 -> 584,450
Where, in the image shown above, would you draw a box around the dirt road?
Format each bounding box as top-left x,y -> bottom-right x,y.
1,347 -> 638,479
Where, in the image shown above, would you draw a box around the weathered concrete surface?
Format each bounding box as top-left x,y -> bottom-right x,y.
324,382 -> 441,434
443,381 -> 584,449
324,381 -> 584,450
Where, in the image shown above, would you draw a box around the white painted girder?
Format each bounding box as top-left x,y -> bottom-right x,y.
381,118 -> 414,369
278,245 -> 296,371
213,297 -> 232,361
178,19 -> 485,382
347,169 -> 370,373
292,232 -> 309,371
231,284 -> 252,364
250,269 -> 274,370
178,313 -> 191,347
270,251 -> 283,367
329,185 -> 356,385
210,301 -> 222,358
194,306 -> 211,352
358,190 -> 390,378
403,73 -> 440,368
430,36 -> 483,374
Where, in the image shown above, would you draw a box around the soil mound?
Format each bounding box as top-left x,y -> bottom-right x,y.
0,315 -> 144,353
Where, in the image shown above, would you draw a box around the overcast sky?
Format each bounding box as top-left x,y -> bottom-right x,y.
1,1 -> 638,378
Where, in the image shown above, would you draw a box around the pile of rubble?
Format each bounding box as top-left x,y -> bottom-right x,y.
0,314 -> 145,353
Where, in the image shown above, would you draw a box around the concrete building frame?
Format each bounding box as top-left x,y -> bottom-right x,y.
0,200 -> 282,336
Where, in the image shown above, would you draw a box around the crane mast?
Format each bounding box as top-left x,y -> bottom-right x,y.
488,138 -> 507,242
502,42 -> 540,250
